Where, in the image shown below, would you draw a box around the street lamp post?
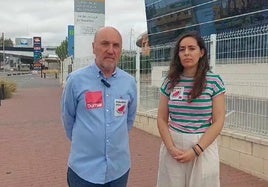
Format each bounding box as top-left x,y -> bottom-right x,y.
1,32 -> 5,71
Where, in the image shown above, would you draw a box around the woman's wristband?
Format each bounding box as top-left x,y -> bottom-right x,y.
192,146 -> 200,157
196,143 -> 204,152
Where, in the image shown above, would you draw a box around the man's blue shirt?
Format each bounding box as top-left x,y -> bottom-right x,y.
61,62 -> 137,184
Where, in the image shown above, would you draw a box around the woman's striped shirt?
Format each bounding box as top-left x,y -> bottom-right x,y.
160,72 -> 225,134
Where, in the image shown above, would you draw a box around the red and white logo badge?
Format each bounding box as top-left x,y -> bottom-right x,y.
170,87 -> 184,101
85,91 -> 103,109
114,99 -> 128,116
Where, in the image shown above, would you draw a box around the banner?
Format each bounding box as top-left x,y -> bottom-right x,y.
15,38 -> 33,47
68,25 -> 74,57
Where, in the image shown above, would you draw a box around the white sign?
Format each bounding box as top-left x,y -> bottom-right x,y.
74,0 -> 105,59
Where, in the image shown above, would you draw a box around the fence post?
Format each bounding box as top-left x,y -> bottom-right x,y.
210,34 -> 217,72
136,48 -> 141,108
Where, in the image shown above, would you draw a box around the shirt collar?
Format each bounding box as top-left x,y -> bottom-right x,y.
93,62 -> 117,79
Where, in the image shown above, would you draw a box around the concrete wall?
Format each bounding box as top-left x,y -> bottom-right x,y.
216,63 -> 268,98
151,63 -> 268,98
134,112 -> 268,181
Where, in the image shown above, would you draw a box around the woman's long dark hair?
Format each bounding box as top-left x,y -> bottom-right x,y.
167,31 -> 210,102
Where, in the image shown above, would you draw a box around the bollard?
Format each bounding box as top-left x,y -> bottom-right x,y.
55,73 -> 58,79
1,84 -> 4,99
0,84 -> 4,106
44,73 -> 46,78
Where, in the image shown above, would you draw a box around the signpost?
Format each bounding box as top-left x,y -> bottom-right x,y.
33,37 -> 42,62
1,32 -> 5,70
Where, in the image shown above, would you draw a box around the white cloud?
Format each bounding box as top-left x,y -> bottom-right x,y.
105,0 -> 147,49
0,0 -> 147,49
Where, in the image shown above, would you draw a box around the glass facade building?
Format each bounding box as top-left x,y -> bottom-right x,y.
145,0 -> 268,46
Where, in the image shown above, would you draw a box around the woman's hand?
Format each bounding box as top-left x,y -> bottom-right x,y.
167,146 -> 184,159
173,148 -> 197,163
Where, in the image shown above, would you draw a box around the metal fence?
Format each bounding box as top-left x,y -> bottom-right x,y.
121,25 -> 268,137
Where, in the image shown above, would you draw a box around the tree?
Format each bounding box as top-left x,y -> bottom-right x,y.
0,36 -> 13,68
140,55 -> 151,74
0,36 -> 14,47
55,37 -> 68,61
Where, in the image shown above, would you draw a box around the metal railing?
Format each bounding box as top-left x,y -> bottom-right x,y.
124,25 -> 268,137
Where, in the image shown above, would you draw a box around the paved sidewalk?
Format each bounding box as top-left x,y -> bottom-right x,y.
0,75 -> 267,187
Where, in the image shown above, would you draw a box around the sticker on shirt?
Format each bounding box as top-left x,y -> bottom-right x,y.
170,87 -> 184,101
114,99 -> 128,116
85,91 -> 103,109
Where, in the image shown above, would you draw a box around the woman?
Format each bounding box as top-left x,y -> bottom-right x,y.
156,31 -> 226,187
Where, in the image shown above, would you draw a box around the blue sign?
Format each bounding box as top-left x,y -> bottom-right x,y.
68,25 -> 74,57
33,36 -> 42,62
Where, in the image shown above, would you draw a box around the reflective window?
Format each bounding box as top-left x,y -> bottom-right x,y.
145,0 -> 268,46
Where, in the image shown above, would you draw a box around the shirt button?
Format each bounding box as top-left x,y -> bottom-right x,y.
106,109 -> 109,112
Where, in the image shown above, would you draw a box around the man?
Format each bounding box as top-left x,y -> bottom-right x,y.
61,26 -> 137,187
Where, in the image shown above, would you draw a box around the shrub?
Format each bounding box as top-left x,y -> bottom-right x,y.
42,69 -> 59,75
0,79 -> 17,99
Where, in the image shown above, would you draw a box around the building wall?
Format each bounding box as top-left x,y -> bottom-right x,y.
141,34 -> 150,56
